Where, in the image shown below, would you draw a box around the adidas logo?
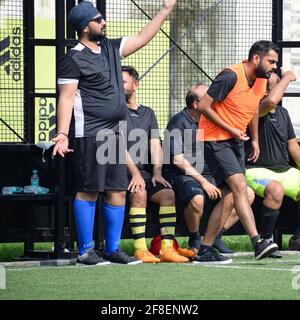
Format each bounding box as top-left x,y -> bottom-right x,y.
0,27 -> 22,82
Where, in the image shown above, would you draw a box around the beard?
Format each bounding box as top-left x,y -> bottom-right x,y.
254,62 -> 273,79
88,29 -> 106,42
125,90 -> 133,103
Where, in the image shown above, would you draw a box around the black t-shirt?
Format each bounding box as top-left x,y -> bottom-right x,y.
246,106 -> 296,171
163,108 -> 207,178
207,69 -> 238,101
57,38 -> 127,137
125,104 -> 160,172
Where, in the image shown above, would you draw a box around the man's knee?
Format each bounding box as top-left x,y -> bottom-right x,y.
264,181 -> 284,204
155,189 -> 175,206
130,190 -> 147,207
105,190 -> 127,206
188,195 -> 204,214
227,174 -> 248,194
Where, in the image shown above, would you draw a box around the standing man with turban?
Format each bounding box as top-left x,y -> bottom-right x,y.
53,1 -> 177,265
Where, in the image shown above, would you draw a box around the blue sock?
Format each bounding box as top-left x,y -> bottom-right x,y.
103,203 -> 125,254
74,199 -> 96,255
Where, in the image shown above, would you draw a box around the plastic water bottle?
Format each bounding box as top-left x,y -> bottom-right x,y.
31,170 -> 39,186
2,186 -> 24,195
24,185 -> 49,194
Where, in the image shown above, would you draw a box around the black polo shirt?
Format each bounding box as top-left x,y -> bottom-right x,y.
163,108 -> 206,178
57,38 -> 127,138
246,105 -> 296,171
125,104 -> 160,172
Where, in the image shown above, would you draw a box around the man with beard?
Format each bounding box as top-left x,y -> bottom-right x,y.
196,41 -> 280,260
53,0 -> 177,265
122,65 -> 192,263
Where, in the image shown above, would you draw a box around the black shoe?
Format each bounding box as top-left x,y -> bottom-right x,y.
288,236 -> 300,251
103,249 -> 143,265
76,248 -> 111,266
193,247 -> 233,264
254,239 -> 278,260
268,250 -> 282,259
213,238 -> 234,254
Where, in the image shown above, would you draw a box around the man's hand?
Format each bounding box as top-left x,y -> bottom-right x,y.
201,180 -> 222,200
164,0 -> 177,10
247,140 -> 260,163
281,68 -> 296,82
52,134 -> 73,158
152,174 -> 172,188
230,128 -> 250,141
128,174 -> 145,193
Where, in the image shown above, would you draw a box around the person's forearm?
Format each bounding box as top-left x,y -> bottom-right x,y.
288,139 -> 300,168
260,74 -> 295,117
200,107 -> 234,134
137,7 -> 172,43
126,151 -> 141,176
249,108 -> 259,142
151,140 -> 163,175
121,2 -> 175,57
56,97 -> 74,135
174,155 -> 206,185
267,76 -> 292,106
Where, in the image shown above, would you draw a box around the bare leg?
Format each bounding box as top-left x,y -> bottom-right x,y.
225,173 -> 258,238
184,195 -> 204,233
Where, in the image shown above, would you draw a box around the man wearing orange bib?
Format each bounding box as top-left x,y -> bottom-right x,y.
197,41 -> 280,260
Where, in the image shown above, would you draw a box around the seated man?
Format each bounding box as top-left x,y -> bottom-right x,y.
164,83 -> 254,263
122,65 -> 190,263
245,70 -> 300,252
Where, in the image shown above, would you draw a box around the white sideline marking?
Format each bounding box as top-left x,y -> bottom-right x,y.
11,263 -> 299,273
192,264 -> 297,272
234,260 -> 300,264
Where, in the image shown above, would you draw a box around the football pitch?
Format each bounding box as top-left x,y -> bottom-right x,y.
1,254 -> 300,300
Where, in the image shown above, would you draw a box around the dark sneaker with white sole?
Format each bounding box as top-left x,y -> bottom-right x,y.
288,236 -> 300,251
193,247 -> 233,264
76,248 -> 111,266
269,250 -> 282,259
103,249 -> 143,265
213,238 -> 234,254
254,239 -> 278,260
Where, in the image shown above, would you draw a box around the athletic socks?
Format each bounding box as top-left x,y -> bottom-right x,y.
103,203 -> 125,254
74,199 -> 96,255
260,206 -> 279,240
129,207 -> 147,251
188,231 -> 201,249
251,235 -> 261,247
159,206 -> 177,250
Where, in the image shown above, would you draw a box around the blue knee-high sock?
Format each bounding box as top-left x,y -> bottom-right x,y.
74,199 -> 96,255
103,203 -> 125,254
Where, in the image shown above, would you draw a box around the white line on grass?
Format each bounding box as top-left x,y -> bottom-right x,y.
234,260 -> 300,264
190,264 -> 297,272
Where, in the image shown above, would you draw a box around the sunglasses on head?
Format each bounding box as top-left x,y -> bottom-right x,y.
90,15 -> 104,24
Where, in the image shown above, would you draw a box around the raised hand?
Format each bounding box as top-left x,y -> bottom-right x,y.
163,0 -> 177,11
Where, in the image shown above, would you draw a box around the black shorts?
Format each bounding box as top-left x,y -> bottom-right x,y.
204,138 -> 245,186
167,174 -> 216,208
69,135 -> 128,192
127,169 -> 171,199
